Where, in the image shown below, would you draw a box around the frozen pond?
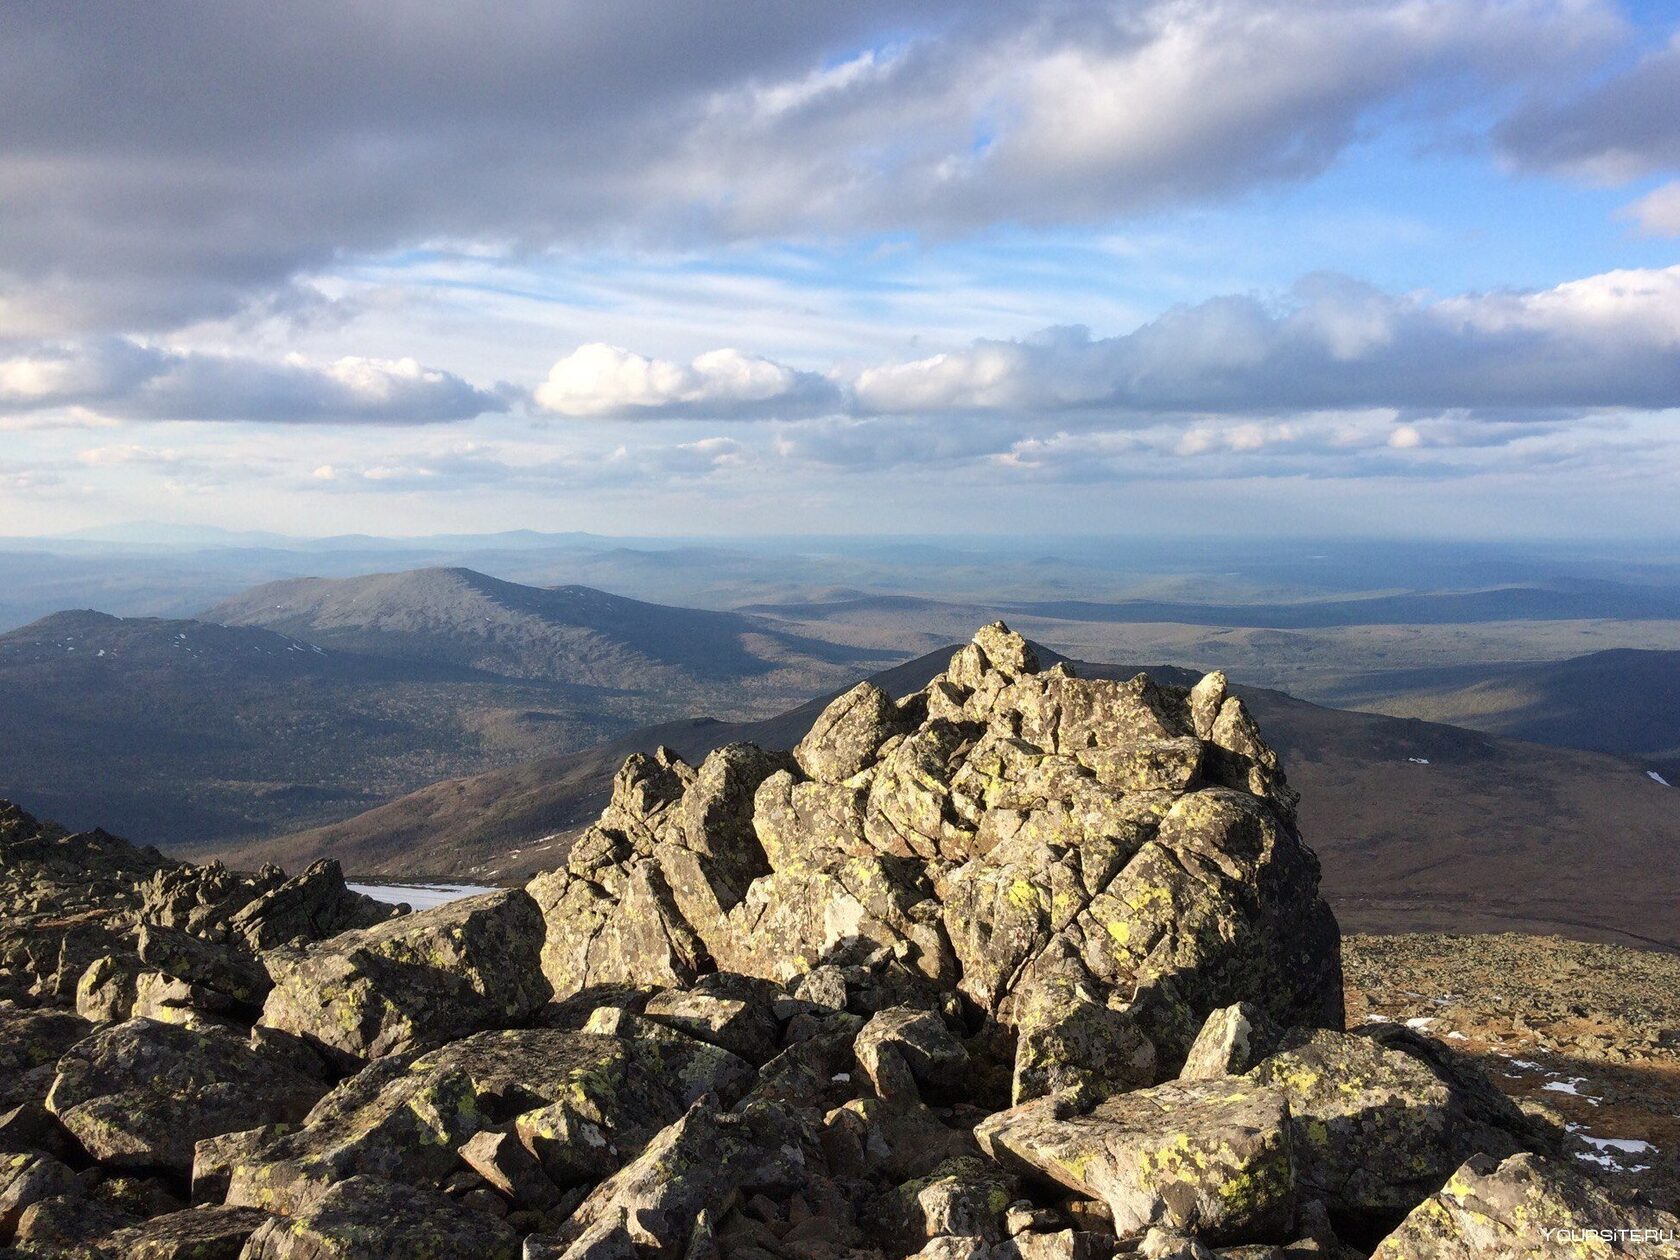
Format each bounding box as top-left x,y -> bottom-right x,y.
348,882 -> 498,910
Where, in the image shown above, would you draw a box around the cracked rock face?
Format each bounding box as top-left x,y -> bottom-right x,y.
256,888 -> 551,1066
0,623 -> 1629,1259
44,1017 -> 327,1177
526,623 -> 1341,1084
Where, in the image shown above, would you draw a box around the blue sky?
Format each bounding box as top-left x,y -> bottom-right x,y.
2,0 -> 1679,539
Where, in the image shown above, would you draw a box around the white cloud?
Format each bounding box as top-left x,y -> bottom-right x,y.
846,266 -> 1680,417
296,435 -> 751,494
1620,181 -> 1680,237
0,338 -> 504,424
534,344 -> 838,418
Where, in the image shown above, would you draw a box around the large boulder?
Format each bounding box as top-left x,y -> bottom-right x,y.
45,1018 -> 327,1176
976,1079 -> 1295,1245
0,1003 -> 91,1111
530,1101 -> 813,1258
229,859 -> 396,951
1370,1151 -> 1680,1258
1246,1028 -> 1531,1226
795,682 -> 907,783
135,924 -> 270,1008
258,889 -> 549,1065
238,1174 -> 519,1260
92,1205 -> 274,1259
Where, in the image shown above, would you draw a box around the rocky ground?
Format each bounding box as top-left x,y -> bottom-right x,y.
1344,932 -> 1680,1218
2,624 -> 1676,1259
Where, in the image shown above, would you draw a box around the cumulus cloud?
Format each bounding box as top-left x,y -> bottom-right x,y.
1497,32 -> 1680,181
546,266 -> 1680,423
1621,180 -> 1680,236
534,344 -> 838,419
0,0 -> 1622,333
845,267 -> 1680,418
0,338 -> 503,424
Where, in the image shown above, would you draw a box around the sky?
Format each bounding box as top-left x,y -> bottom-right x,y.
3,0 -> 1680,539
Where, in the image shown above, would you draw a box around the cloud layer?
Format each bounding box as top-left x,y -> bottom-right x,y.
536,265 -> 1680,422
1497,30 -> 1680,181
0,0 -> 1622,334
0,339 -> 502,424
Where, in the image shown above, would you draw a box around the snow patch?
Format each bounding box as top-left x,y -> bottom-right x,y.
1574,1136 -> 1655,1173
1542,1078 -> 1602,1104
1407,757 -> 1430,765
1648,771 -> 1672,787
348,882 -> 497,910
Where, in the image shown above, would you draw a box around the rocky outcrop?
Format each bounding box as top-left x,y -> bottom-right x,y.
0,625 -> 1640,1259
1371,1151 -> 1680,1258
1,804 -> 395,1011
526,626 -> 1340,1088
257,889 -> 550,1065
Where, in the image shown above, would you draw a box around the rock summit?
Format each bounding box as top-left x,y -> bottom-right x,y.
1,624 -> 1670,1259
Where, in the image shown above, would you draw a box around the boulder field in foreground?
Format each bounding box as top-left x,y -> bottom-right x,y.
0,623 -> 1673,1259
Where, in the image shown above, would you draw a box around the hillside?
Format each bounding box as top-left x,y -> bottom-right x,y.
1322,647 -> 1680,774
204,567 -> 879,694
0,610 -> 628,844
250,644 -> 1680,951
0,575 -> 891,849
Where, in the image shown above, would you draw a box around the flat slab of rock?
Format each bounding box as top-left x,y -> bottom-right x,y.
238,1174 -> 519,1259
1371,1151 -> 1680,1258
95,1204 -> 273,1259
541,1102 -> 811,1257
45,1017 -> 326,1176
976,1079 -> 1294,1245
258,889 -> 550,1065
1247,1028 -> 1528,1218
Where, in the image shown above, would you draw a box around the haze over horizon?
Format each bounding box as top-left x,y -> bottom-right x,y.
6,1 -> 1680,540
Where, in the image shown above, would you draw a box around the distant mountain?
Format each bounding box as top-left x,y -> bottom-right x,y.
0,610 -> 623,844
744,582 -> 1680,629
246,646 -> 1680,952
204,567 -> 878,691
1323,648 -> 1680,773
0,577 -> 888,847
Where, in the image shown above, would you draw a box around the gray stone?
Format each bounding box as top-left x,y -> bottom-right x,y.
45,1018 -> 325,1177
977,1079 -> 1295,1245
258,889 -> 550,1065
237,1174 -> 520,1259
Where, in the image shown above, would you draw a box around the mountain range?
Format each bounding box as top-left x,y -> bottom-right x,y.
1321,647 -> 1680,776
0,571 -> 883,845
